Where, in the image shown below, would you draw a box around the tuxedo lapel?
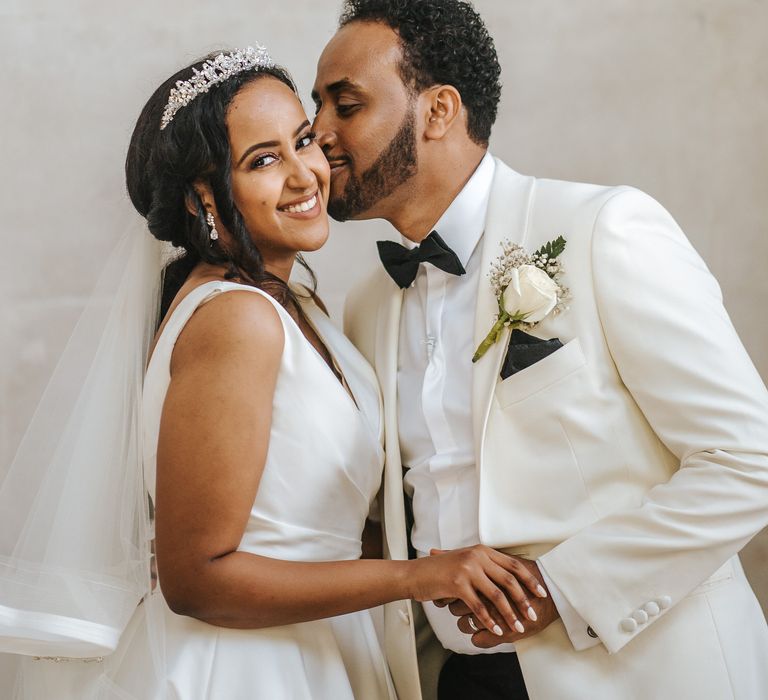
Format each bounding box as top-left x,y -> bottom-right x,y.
471,161 -> 536,460
374,282 -> 408,560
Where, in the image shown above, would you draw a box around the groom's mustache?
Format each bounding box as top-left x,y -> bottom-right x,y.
322,149 -> 351,169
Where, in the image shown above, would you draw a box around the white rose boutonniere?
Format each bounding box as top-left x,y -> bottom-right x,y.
502,265 -> 560,324
472,236 -> 570,362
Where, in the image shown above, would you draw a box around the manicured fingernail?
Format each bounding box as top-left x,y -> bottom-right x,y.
514,620 -> 525,634
537,585 -> 548,598
527,607 -> 537,622
492,625 -> 503,636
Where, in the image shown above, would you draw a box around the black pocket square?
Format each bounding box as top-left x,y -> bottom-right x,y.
500,329 -> 564,380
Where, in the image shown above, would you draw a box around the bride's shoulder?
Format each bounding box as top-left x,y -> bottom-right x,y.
171,283 -> 285,373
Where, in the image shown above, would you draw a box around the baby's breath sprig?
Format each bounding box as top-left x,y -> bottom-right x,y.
473,235 -> 569,362
489,242 -> 532,298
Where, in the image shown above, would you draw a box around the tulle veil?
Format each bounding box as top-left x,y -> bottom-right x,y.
0,222 -> 168,698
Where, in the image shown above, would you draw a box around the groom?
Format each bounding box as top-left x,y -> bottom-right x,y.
312,1 -> 768,699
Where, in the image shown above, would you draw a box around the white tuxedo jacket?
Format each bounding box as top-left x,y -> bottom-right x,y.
345,158 -> 768,700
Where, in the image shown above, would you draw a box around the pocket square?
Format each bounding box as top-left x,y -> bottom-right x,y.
500,329 -> 564,380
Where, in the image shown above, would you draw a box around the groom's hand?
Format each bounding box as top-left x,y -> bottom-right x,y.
449,558 -> 559,647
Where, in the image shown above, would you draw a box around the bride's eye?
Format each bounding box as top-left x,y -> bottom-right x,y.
297,132 -> 317,150
251,153 -> 278,169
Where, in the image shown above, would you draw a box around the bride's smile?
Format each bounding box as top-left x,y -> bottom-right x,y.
209,77 -> 331,279
277,191 -> 321,218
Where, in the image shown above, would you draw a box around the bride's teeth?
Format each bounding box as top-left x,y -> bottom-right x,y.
282,195 -> 317,214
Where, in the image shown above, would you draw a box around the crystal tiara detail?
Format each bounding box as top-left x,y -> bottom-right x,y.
159,45 -> 275,130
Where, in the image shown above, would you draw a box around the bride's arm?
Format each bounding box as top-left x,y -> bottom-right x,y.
155,290 -> 543,634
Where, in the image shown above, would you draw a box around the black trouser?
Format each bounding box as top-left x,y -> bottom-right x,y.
438,652 -> 529,700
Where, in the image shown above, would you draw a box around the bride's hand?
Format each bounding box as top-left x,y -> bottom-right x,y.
406,545 -> 547,636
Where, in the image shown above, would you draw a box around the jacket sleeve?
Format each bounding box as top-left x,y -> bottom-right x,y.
539,187 -> 768,653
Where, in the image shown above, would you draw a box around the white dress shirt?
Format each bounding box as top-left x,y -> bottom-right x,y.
397,153 -> 596,654
397,154 -> 511,653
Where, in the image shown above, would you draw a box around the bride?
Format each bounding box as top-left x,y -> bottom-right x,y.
0,47 -> 545,699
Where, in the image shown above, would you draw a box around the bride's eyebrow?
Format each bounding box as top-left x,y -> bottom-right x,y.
236,120 -> 311,166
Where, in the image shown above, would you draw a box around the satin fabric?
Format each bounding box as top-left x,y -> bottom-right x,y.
81,281 -> 395,700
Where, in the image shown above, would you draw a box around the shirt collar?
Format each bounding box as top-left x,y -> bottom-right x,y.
402,152 -> 495,268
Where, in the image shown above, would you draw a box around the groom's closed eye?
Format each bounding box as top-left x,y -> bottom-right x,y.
335,102 -> 361,117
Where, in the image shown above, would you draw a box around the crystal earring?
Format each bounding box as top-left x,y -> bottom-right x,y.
206,212 -> 219,241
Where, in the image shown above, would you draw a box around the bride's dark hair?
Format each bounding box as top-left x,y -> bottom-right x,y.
126,52 -> 316,319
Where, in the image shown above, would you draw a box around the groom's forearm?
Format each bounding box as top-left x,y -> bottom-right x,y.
538,189 -> 768,654
536,564 -> 600,650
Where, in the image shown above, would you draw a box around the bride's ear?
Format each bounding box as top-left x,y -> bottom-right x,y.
423,85 -> 463,141
185,179 -> 216,218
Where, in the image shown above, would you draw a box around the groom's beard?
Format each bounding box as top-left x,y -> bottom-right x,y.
327,107 -> 418,222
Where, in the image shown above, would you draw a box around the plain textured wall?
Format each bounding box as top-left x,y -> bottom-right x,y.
1,1 -> 766,610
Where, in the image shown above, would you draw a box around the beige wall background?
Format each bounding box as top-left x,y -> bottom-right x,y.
1,0 -> 766,610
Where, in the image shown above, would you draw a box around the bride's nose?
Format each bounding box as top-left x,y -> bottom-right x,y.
285,153 -> 316,191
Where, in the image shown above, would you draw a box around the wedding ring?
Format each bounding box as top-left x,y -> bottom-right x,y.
467,616 -> 479,632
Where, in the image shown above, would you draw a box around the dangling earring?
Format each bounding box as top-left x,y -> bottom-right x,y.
206,212 -> 219,241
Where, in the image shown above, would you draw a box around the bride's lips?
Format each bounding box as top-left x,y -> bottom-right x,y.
277,191 -> 321,219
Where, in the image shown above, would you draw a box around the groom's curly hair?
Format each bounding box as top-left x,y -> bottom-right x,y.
339,0 -> 501,147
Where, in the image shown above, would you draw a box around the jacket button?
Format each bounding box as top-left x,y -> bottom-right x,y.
632,609 -> 649,625
657,596 -> 672,610
643,601 -> 660,616
398,609 -> 411,625
587,626 -> 598,638
620,617 -> 638,633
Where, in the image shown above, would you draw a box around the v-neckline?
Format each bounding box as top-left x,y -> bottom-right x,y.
298,298 -> 360,412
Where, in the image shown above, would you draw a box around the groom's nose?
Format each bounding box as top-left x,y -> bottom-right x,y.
313,113 -> 337,153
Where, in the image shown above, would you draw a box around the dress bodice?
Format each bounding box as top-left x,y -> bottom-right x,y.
30,281 -> 395,700
142,281 -> 384,561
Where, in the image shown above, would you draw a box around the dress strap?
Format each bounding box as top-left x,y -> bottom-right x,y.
152,281 -> 288,362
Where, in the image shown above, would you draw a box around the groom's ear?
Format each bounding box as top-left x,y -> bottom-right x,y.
422,85 -> 464,141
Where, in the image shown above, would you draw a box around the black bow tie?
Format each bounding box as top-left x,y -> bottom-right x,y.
377,231 -> 466,289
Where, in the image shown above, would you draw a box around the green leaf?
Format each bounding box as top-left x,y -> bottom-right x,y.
534,235 -> 567,260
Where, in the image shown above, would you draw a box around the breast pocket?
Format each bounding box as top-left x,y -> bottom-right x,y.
495,337 -> 587,407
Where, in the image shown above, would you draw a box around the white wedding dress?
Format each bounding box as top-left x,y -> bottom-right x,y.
91,280 -> 396,699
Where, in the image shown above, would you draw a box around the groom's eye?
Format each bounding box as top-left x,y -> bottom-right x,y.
336,103 -> 360,117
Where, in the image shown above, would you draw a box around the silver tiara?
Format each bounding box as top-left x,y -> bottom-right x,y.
159,45 -> 275,130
